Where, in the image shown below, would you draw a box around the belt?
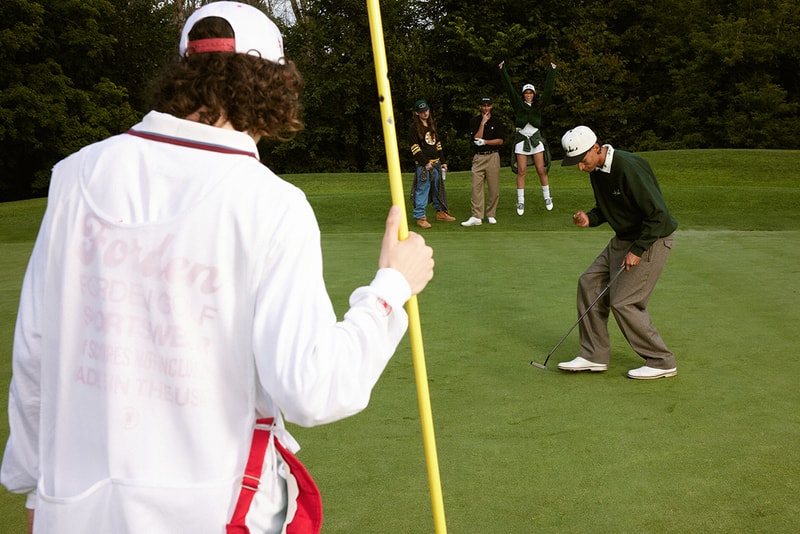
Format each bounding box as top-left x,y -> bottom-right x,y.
474,150 -> 499,155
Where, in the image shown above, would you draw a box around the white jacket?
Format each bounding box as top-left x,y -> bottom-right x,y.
1,111 -> 411,532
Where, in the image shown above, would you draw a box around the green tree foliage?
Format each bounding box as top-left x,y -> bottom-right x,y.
0,0 -> 141,200
276,0 -> 383,172
272,0 -> 425,172
663,0 -> 800,148
1,0 -> 798,200
107,0 -> 176,111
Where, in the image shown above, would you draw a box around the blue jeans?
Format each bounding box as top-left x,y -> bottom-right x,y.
413,166 -> 444,219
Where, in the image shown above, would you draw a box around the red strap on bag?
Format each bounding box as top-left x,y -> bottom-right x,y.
226,418 -> 322,534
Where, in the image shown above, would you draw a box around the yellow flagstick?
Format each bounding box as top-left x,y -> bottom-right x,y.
365,1 -> 447,532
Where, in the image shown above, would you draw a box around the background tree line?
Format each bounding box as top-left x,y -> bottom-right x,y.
2,0 -> 798,201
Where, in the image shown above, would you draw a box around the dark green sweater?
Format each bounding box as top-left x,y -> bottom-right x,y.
587,148 -> 678,256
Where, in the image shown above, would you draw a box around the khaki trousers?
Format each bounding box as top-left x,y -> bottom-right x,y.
577,234 -> 676,369
470,152 -> 501,218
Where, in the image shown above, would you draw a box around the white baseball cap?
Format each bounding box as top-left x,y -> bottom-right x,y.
179,1 -> 285,64
561,126 -> 598,166
521,83 -> 536,93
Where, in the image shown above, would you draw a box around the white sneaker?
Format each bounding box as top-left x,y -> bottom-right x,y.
461,216 -> 482,227
545,198 -> 553,211
488,217 -> 497,224
627,366 -> 677,380
557,356 -> 608,372
516,202 -> 525,216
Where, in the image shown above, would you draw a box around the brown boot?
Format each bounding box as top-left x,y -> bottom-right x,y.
416,217 -> 431,229
436,210 -> 455,222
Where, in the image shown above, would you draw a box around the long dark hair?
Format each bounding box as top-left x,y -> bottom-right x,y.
149,16 -> 304,141
414,111 -> 437,141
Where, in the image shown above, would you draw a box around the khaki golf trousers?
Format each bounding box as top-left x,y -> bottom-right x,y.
577,234 -> 676,369
470,152 -> 501,218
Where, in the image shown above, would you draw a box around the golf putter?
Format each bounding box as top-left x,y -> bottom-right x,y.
531,264 -> 626,370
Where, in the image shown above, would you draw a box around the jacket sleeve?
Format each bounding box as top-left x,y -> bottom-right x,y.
541,64 -> 557,106
1,223 -> 47,498
499,66 -> 522,112
587,207 -> 607,227
251,195 -> 412,428
587,182 -> 608,227
409,123 -> 424,166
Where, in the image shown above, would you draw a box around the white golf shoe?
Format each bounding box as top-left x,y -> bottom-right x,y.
461,216 -> 482,227
516,202 -> 525,216
488,217 -> 497,224
545,198 -> 553,211
627,366 -> 677,380
557,356 -> 607,372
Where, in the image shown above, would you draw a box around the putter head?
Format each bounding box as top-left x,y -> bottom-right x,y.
530,361 -> 548,370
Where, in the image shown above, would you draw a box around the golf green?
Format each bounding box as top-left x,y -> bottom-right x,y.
1,149 -> 798,532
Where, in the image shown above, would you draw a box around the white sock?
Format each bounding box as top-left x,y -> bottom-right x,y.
517,189 -> 524,203
542,185 -> 550,199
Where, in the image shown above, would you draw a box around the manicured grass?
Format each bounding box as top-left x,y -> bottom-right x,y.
1,150 -> 799,532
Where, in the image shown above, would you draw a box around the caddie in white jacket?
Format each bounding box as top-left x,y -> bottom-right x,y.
0,3 -> 434,533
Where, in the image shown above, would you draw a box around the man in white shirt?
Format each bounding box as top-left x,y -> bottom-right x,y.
0,2 -> 434,532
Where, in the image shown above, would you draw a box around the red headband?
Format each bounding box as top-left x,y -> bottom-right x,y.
185,38 -> 236,55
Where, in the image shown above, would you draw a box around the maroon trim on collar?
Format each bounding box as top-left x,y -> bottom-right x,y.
125,129 -> 259,160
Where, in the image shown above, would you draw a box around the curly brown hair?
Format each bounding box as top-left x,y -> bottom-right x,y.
149,16 -> 304,141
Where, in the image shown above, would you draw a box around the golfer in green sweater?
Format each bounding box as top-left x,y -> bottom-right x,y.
558,126 -> 678,379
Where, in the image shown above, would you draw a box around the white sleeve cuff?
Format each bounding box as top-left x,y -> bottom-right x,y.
370,268 -> 412,311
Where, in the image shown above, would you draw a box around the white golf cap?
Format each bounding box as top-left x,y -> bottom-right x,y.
179,1 -> 285,64
561,126 -> 598,166
521,83 -> 536,93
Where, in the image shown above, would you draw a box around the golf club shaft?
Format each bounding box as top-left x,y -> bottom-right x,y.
538,264 -> 626,367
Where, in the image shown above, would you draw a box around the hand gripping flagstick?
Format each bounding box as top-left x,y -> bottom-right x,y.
366,2 -> 447,533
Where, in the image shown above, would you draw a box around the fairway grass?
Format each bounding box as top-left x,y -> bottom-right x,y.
1,150 -> 798,532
